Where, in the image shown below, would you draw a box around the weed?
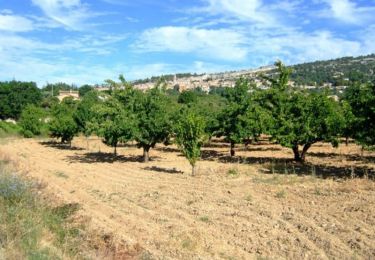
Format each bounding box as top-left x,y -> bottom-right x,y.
314,187 -> 323,196
199,216 -> 210,223
55,171 -> 68,179
244,194 -> 253,202
275,190 -> 286,198
227,168 -> 239,177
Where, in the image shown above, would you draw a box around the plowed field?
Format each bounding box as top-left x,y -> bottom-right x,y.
1,137 -> 375,259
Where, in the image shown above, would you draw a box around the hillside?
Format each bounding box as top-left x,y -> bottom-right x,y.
132,54 -> 375,91
291,54 -> 375,86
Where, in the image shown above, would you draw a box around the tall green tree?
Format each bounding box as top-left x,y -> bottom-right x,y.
0,81 -> 42,120
175,111 -> 206,176
216,78 -> 268,156
90,97 -> 136,155
74,91 -> 101,137
344,82 -> 375,147
134,86 -> 173,162
264,61 -> 344,162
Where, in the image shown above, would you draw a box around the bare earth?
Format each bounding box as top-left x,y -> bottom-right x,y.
1,137 -> 375,259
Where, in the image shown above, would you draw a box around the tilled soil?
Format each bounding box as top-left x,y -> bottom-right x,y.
1,137 -> 375,259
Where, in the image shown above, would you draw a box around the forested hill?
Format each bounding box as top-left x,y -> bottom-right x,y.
290,54 -> 375,86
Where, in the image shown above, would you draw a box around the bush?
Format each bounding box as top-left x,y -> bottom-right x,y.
19,104 -> 45,138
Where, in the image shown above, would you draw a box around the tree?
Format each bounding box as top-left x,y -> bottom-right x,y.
19,104 -> 45,138
74,91 -> 101,137
344,82 -> 375,147
175,111 -> 206,176
90,97 -> 136,155
78,84 -> 94,97
264,61 -> 344,162
178,90 -> 198,105
134,86 -> 173,162
42,82 -> 75,97
216,78 -> 268,156
49,102 -> 78,146
0,81 -> 42,120
340,100 -> 356,145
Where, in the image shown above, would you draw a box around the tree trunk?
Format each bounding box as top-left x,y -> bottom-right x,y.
114,144 -> 117,156
191,164 -> 196,176
292,145 -> 301,162
293,143 -> 311,162
300,143 -> 311,162
86,136 -> 89,151
345,137 -> 349,146
143,146 -> 150,162
230,142 -> 235,157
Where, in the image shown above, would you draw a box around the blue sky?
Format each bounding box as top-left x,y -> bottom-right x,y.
0,0 -> 374,87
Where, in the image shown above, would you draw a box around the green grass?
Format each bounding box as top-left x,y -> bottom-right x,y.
0,161 -> 86,259
0,121 -> 21,138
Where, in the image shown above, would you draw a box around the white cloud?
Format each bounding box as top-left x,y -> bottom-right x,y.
323,0 -> 375,24
31,0 -> 92,30
134,26 -> 248,61
0,14 -> 34,32
243,29 -> 363,66
189,0 -> 278,26
325,0 -> 357,23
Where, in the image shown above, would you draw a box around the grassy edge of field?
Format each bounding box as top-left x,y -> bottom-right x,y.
0,156 -> 89,259
0,155 -> 149,259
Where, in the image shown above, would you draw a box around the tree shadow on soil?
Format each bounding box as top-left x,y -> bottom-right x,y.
308,151 -> 375,164
143,166 -> 183,175
240,146 -> 283,152
66,152 -> 149,164
154,146 -> 181,153
40,141 -> 84,151
201,149 -> 375,180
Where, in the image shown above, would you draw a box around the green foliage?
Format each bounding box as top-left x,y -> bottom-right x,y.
78,84 -> 94,97
74,90 -> 101,137
344,82 -> 375,147
340,100 -> 356,144
264,62 -> 344,161
42,82 -> 76,96
178,90 -> 198,104
49,102 -> 78,144
175,111 -> 206,175
134,86 -> 174,162
0,81 -> 42,120
217,78 -> 269,156
19,104 -> 45,138
40,95 -> 59,110
90,96 -> 136,155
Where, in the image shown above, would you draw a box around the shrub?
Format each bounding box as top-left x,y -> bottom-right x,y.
19,104 -> 45,138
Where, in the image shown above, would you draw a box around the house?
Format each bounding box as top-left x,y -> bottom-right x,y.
57,90 -> 79,101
